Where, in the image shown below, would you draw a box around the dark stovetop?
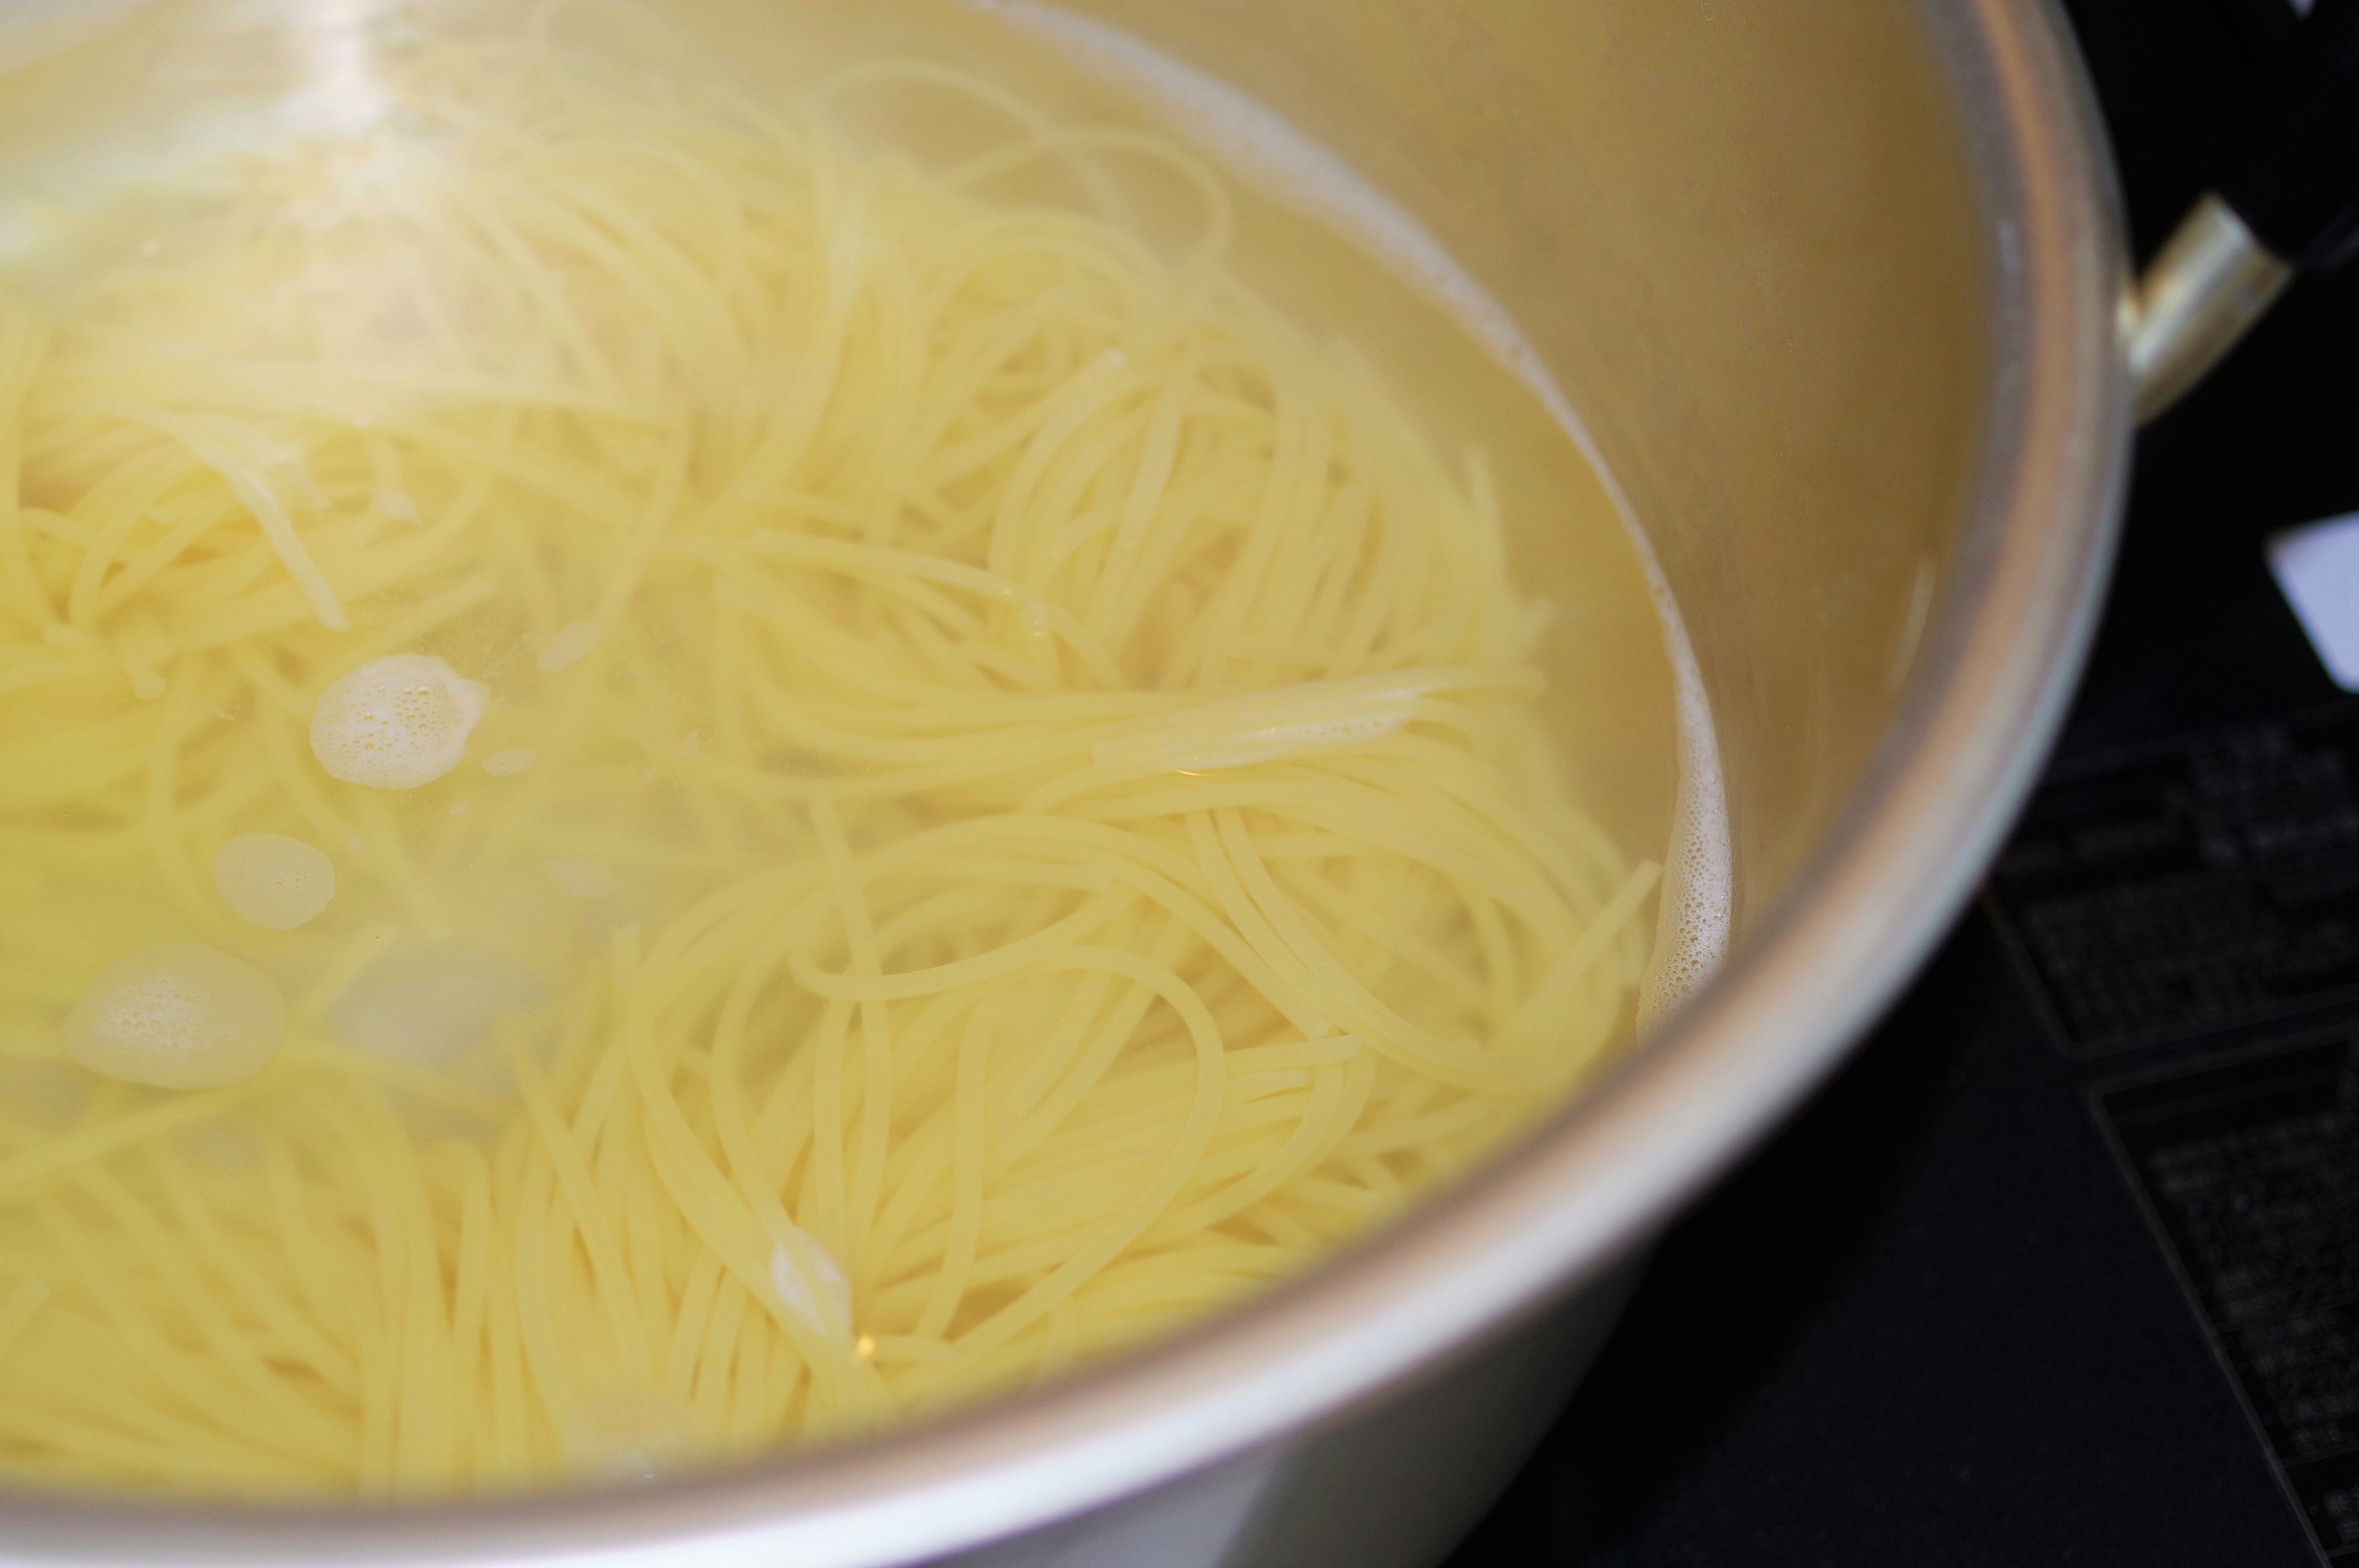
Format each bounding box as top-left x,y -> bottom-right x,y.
1447,1 -> 2359,1564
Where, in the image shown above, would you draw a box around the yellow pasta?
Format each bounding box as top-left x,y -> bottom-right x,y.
0,0 -> 1657,1496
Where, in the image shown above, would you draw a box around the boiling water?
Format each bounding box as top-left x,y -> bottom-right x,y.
0,0 -> 1721,1496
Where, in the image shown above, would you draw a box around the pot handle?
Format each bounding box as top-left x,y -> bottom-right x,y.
2126,0 -> 2359,423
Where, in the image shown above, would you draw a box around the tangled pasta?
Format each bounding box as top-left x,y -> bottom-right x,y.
0,0 -> 1656,1495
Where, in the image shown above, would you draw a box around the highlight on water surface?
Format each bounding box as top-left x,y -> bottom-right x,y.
0,0 -> 1661,1496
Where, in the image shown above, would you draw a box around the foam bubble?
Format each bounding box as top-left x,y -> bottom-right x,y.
309,653 -> 488,790
961,2 -> 1733,1025
65,942 -> 286,1090
211,832 -> 335,930
1638,737 -> 1733,1034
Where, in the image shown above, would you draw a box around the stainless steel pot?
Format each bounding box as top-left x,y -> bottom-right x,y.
1,1 -> 2347,1564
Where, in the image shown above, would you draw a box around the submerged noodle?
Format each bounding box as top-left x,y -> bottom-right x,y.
0,0 -> 1656,1494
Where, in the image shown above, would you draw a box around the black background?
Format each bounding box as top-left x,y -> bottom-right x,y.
1447,0 -> 2359,1562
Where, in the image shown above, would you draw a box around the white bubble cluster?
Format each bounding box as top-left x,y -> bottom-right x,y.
65,942 -> 286,1090
211,832 -> 335,929
309,653 -> 488,790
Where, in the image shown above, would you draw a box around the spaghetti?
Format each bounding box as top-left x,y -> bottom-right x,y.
0,0 -> 1657,1495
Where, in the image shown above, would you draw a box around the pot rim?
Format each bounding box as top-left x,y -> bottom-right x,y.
0,0 -> 2129,1561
